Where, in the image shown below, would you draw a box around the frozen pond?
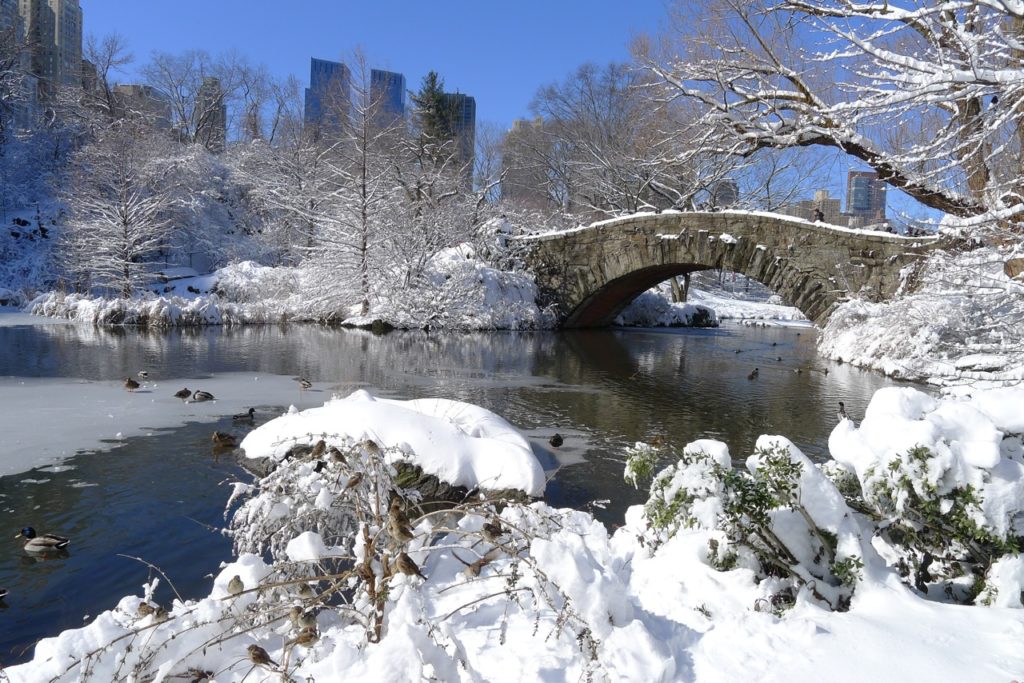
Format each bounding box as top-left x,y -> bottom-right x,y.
0,317 -> 916,664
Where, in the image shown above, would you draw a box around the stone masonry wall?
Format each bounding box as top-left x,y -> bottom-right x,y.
520,211 -> 940,327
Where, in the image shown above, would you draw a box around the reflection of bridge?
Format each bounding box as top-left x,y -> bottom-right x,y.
518,211 -> 941,327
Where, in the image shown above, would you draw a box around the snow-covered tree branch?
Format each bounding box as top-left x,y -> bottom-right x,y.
637,0 -> 1024,232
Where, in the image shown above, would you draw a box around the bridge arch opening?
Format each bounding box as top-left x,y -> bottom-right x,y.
565,267 -> 800,328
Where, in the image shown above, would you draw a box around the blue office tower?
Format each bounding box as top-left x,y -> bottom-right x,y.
304,57 -> 351,130
370,68 -> 405,124
440,92 -> 476,172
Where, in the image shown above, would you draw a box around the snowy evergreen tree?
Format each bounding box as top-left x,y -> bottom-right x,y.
409,70 -> 449,144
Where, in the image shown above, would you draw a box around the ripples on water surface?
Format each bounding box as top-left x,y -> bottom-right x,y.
0,321 -> 913,663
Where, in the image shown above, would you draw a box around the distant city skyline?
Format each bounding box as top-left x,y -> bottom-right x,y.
79,0 -> 667,130
61,2 -> 934,220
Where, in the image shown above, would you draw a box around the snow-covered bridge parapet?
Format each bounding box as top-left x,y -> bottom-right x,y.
518,211 -> 941,328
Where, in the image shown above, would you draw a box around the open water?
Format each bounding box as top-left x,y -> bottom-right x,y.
0,321 -> 916,664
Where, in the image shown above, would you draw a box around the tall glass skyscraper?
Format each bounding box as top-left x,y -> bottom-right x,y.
846,170 -> 887,219
440,92 -> 475,174
304,57 -> 351,130
370,68 -> 405,124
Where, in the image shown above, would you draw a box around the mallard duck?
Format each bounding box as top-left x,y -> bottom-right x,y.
192,389 -> 215,402
124,377 -> 140,392
837,401 -> 849,421
233,407 -> 256,422
0,587 -> 8,600
212,431 -> 237,447
16,527 -> 70,553
549,433 -> 564,448
296,377 -> 312,390
173,387 -> 191,400
137,370 -> 149,380
747,368 -> 759,380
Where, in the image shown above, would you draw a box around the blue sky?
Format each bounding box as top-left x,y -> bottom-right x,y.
83,0 -> 669,129
80,1 -> 933,221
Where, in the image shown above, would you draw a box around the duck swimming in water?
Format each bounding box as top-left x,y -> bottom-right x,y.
747,368 -> 760,380
233,407 -> 256,423
192,389 -> 215,402
16,527 -> 70,553
212,431 -> 237,447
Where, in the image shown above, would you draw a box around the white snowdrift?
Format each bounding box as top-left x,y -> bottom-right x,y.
819,246 -> 1024,386
239,389 -> 546,496
10,384 -> 1024,682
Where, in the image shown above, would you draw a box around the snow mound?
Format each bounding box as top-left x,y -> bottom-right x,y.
239,389 -> 546,496
829,386 -> 1024,538
819,246 -> 1024,386
615,291 -> 718,327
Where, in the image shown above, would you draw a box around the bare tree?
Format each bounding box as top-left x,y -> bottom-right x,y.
142,50 -> 239,150
515,62 -> 738,220
307,49 -> 406,316
637,0 -> 1024,232
59,122 -> 176,297
82,33 -> 133,124
0,23 -> 30,145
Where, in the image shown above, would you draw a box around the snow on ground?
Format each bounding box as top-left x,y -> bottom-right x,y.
819,246 -> 1024,388
25,247 -> 553,330
614,291 -> 718,327
617,274 -> 808,328
9,385 -> 1024,682
688,288 -> 808,324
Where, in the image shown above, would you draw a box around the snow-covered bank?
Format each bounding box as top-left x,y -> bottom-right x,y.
10,385 -> 1024,682
819,246 -> 1024,387
26,245 -> 554,330
689,287 -> 808,324
614,291 -> 718,327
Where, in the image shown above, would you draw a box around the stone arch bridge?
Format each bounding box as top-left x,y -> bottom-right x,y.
516,211 -> 941,328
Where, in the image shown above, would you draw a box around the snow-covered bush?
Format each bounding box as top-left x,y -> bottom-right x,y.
11,396 -> 658,681
628,437 -> 866,612
829,386 -> 1024,605
348,243 -> 555,330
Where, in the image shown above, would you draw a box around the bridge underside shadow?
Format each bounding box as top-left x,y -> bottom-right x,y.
522,212 -> 939,328
566,265 -> 714,327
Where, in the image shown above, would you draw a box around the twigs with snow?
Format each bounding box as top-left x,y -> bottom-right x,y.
115,554 -> 184,604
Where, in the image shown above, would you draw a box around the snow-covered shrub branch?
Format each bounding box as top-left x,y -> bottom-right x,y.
829,386 -> 1024,606
627,438 -> 865,612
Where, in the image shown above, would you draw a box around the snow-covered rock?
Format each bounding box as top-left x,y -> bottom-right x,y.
239,389 -> 546,496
